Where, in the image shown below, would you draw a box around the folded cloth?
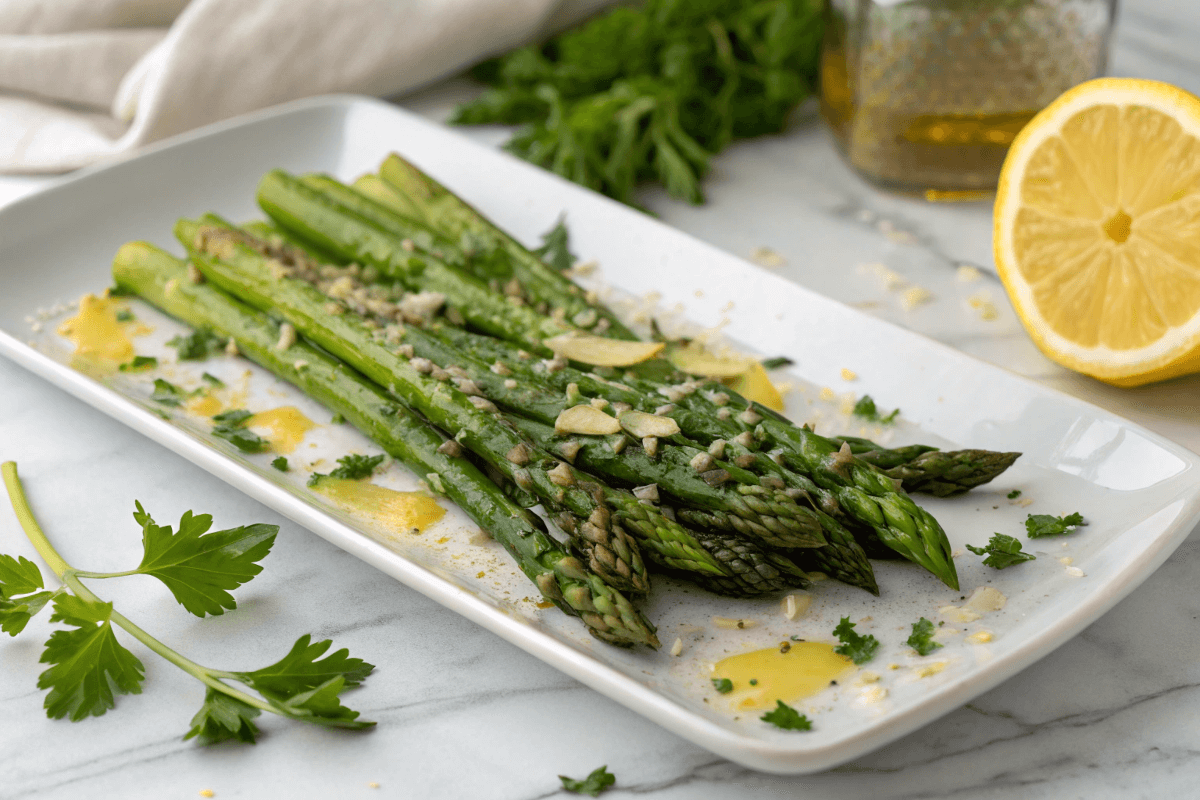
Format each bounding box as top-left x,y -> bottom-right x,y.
0,0 -> 613,173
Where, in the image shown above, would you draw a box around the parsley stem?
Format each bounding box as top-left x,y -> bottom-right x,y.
2,461 -> 279,717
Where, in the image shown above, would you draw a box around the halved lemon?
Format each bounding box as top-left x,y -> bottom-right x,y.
994,78 -> 1200,387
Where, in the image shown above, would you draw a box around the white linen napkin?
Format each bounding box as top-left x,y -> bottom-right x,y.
0,0 -> 612,173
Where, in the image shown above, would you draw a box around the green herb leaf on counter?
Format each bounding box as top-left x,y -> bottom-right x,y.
761,356 -> 795,370
760,700 -> 812,731
167,327 -> 225,360
272,456 -> 289,472
559,765 -> 616,797
533,216 -> 575,272
833,616 -> 879,665
451,0 -> 823,205
131,501 -> 277,617
0,461 -> 376,742
712,678 -> 733,694
151,378 -> 184,406
40,594 -> 146,720
1007,489 -> 1022,499
211,409 -> 268,453
119,355 -> 158,372
1026,512 -> 1086,539
966,533 -> 1036,569
308,454 -> 385,487
906,617 -> 943,656
185,687 -> 262,744
852,395 -> 899,424
0,554 -> 54,636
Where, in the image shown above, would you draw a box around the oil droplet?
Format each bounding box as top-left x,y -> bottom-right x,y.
966,631 -> 993,644
187,394 -> 225,417
248,406 -> 315,453
57,294 -> 145,367
711,642 -> 855,710
312,477 -> 444,534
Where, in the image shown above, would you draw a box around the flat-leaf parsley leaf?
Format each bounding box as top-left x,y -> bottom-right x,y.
906,617 -> 942,656
833,616 -> 879,664
559,765 -> 616,797
1026,512 -> 1086,539
308,454 -> 385,487
132,501 -> 277,617
852,395 -> 899,424
211,409 -> 269,453
760,700 -> 812,731
966,533 -> 1036,569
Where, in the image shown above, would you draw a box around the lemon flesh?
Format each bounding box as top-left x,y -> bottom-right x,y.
995,78 -> 1200,387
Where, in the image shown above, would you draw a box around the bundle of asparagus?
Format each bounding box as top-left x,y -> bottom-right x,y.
112,153 -> 1021,647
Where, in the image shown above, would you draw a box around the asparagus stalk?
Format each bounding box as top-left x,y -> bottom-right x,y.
374,153 -> 636,338
363,322 -> 875,592
112,241 -> 657,648
503,414 -> 826,550
422,325 -> 950,588
255,170 -> 572,355
177,219 -> 650,597
183,221 -> 804,596
829,437 -> 1021,497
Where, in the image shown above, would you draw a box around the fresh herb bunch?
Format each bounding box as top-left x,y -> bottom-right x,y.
451,0 -> 824,205
0,462 -> 374,743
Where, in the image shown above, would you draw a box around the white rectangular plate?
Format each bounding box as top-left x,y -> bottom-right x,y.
1,96 -> 1198,774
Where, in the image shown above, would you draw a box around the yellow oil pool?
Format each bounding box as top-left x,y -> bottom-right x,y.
712,641 -> 855,710
248,406 -> 315,453
312,477 -> 445,534
57,294 -> 147,366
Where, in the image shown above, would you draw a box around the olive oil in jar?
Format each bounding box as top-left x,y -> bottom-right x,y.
820,0 -> 1118,198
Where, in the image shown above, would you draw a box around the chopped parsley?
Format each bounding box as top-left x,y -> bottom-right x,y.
1025,512 -> 1086,539
760,700 -> 812,731
966,533 -> 1036,569
760,356 -> 795,370
202,372 -> 225,387
211,410 -> 268,454
307,454 -> 385,487
1006,489 -> 1022,499
852,395 -> 899,424
151,378 -> 184,406
532,216 -> 575,273
271,457 -> 289,472
712,678 -> 733,694
167,327 -> 225,360
119,355 -> 158,372
833,616 -> 879,665
115,309 -> 135,322
330,412 -> 346,425
906,617 -> 942,656
559,765 -> 616,797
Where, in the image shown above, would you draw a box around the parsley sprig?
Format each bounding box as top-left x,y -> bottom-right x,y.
452,0 -> 823,206
833,616 -> 879,664
0,461 -> 374,743
308,454 -> 386,487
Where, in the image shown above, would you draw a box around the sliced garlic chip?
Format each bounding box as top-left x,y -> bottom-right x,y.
667,342 -> 753,377
544,333 -> 665,367
618,410 -> 681,439
554,404 -> 622,435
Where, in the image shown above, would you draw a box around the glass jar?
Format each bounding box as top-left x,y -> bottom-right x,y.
821,0 -> 1119,198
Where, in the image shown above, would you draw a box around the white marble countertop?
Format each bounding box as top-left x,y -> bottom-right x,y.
3,2 -> 1200,797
